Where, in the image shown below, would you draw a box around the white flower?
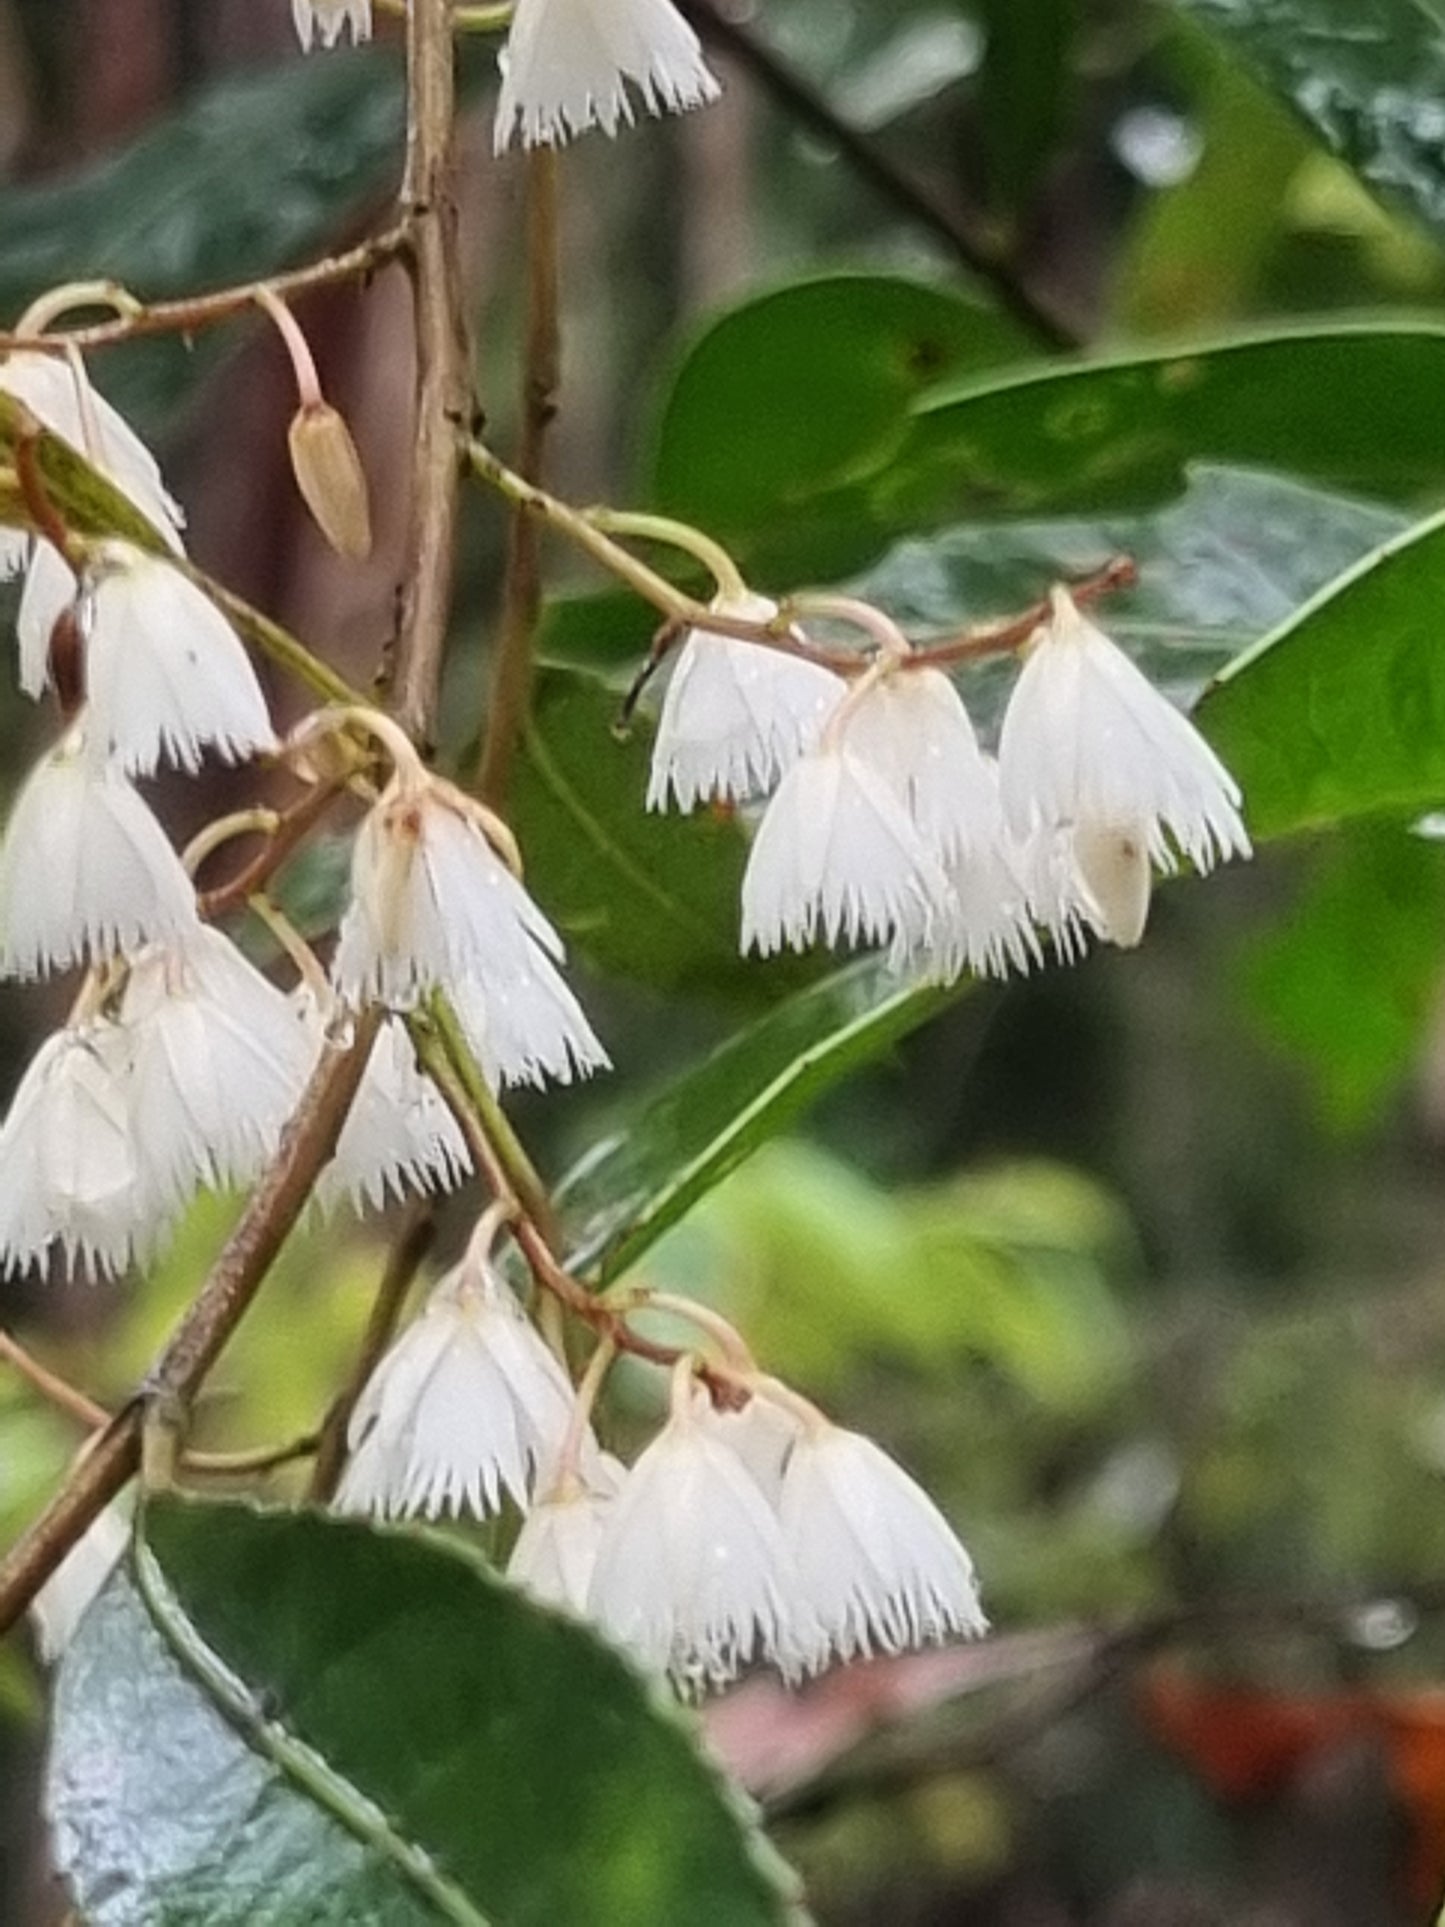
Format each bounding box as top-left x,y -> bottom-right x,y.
646,600 -> 847,813
494,0 -> 720,152
0,350 -> 184,701
741,746 -> 952,959
0,350 -> 183,542
336,1255 -> 579,1520
292,0 -> 372,49
309,1005 -> 471,1215
120,927 -> 313,1211
841,666 -> 999,864
80,543 -> 275,776
507,1455 -> 625,1615
779,1423 -> 986,1670
698,1393 -> 801,1502
0,725 -> 199,978
332,777 -> 607,1097
587,1380 -> 806,1692
31,1504 -> 131,1662
998,589 -> 1250,946
451,962 -> 609,1093
0,1022 -> 148,1281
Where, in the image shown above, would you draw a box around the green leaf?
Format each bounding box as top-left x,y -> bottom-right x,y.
852,464 -> 1407,730
1240,820 -> 1445,1127
510,664 -> 808,999
1175,0 -> 1445,245
649,275 -> 1031,581
1198,507 -> 1445,835
0,392 -> 169,547
49,1499 -> 802,1927
0,53 -> 405,434
891,326 -> 1445,525
976,0 -> 1078,216
556,959 -> 958,1282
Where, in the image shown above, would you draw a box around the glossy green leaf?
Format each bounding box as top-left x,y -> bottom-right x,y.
891,326 -> 1445,525
976,0 -> 1078,215
1198,507 -> 1445,835
1176,0 -> 1445,244
509,664 -> 808,999
649,275 -> 1031,580
0,392 -> 168,547
1240,820 -> 1445,1127
556,959 -> 958,1282
0,53 -> 405,434
48,1499 -> 801,1927
852,464 -> 1406,731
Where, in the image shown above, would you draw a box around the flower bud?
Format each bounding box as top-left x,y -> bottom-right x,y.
287,401 -> 372,560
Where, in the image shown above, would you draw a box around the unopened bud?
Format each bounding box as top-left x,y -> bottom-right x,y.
288,401 -> 373,560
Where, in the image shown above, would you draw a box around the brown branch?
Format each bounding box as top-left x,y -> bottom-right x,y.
0,1012 -> 381,1637
385,0 -> 471,746
308,1202 -> 437,1502
194,779 -> 343,919
0,226 -> 410,355
677,0 -> 1076,351
477,148 -> 561,806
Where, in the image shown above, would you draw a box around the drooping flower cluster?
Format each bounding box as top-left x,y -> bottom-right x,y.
290,0 -> 721,154
648,585 -> 1251,981
338,1219 -> 985,1694
0,356 -> 604,1282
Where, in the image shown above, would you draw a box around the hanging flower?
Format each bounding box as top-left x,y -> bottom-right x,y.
308,1005 -> 471,1216
120,927 -> 313,1212
80,543 -> 276,776
0,1021 -> 147,1281
778,1420 -> 986,1670
646,598 -> 847,813
998,589 -> 1250,948
0,724 -> 199,979
291,0 -> 372,50
0,349 -> 185,700
494,0 -> 720,152
740,745 -> 952,959
507,1456 -> 625,1616
331,769 -> 606,1098
841,665 -> 1000,865
336,1247 -> 580,1521
587,1375 -> 808,1693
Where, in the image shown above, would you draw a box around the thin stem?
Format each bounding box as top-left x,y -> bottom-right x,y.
428,996 -> 554,1235
14,280 -> 142,335
186,1434 -> 321,1477
247,893 -> 331,1001
0,1011 -> 381,1636
616,1290 -> 757,1372
587,510 -> 749,605
0,227 -> 410,357
377,0 -> 511,24
195,567 -> 365,706
181,809 -> 281,879
909,556 -> 1138,670
308,1202 -> 437,1502
386,0 -> 470,746
253,285 -> 324,413
0,1331 -> 109,1431
785,592 -> 911,661
195,779 -> 341,919
549,1333 -> 616,1492
478,148 -> 561,807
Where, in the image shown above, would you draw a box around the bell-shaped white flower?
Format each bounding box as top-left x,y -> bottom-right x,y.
998,590 -> 1250,947
779,1421 -> 986,1670
80,543 -> 275,776
507,1455 -> 625,1615
0,1021 -> 148,1281
587,1376 -> 807,1692
647,600 -> 847,813
306,1004 -> 471,1215
292,0 -> 372,48
698,1393 -> 802,1502
120,927 -> 312,1212
451,962 -> 609,1093
336,1248 -> 579,1520
0,725 -> 199,978
332,774 -> 604,1086
31,1504 -> 131,1662
0,350 -> 185,700
741,744 -> 952,959
494,0 -> 720,152
841,666 -> 999,864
